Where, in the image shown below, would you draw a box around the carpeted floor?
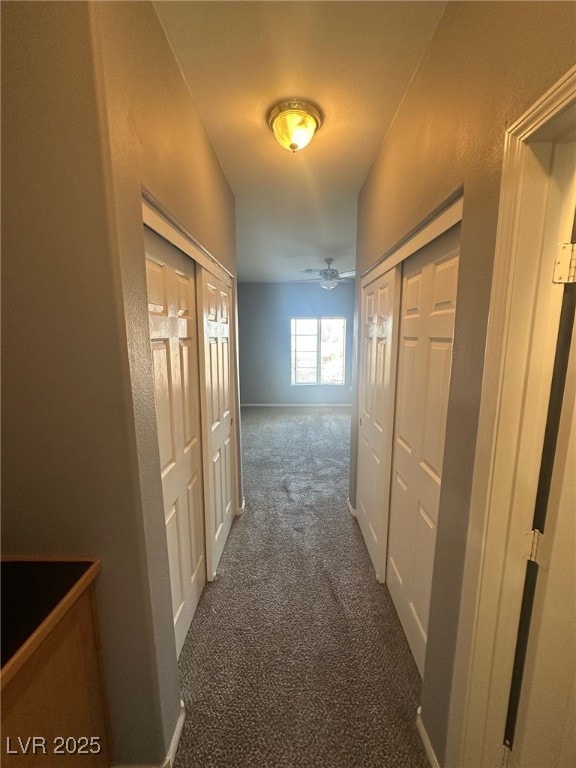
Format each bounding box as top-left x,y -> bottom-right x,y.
175,406 -> 429,768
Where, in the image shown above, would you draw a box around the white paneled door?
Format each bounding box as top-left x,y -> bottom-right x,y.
511,315 -> 575,768
145,228 -> 206,657
199,269 -> 234,580
357,267 -> 401,580
386,224 -> 460,675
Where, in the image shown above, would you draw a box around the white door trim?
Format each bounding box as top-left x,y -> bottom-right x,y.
360,196 -> 463,284
446,65 -> 576,768
142,195 -> 232,286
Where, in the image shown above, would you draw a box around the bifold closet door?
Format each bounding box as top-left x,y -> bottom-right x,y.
356,267 -> 400,580
145,227 -> 206,656
386,224 -> 460,676
199,268 -> 234,581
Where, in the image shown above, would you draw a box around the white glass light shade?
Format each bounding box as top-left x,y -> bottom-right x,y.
320,278 -> 338,291
267,100 -> 322,152
272,110 -> 316,152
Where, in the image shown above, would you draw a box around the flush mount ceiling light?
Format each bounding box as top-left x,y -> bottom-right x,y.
267,99 -> 323,152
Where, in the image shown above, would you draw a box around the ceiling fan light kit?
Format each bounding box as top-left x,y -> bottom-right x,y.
267,99 -> 323,152
318,258 -> 340,290
299,257 -> 355,290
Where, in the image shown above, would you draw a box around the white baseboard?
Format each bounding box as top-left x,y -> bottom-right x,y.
240,403 -> 352,407
114,699 -> 185,768
347,497 -> 356,517
416,706 -> 441,768
236,496 -> 246,515
163,700 -> 185,768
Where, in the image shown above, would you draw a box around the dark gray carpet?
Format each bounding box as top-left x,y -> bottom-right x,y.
175,406 -> 429,768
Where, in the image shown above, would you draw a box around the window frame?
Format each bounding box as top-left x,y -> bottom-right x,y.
290,316 -> 346,386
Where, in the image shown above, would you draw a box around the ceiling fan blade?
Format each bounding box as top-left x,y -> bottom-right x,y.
338,269 -> 356,277
301,268 -> 322,274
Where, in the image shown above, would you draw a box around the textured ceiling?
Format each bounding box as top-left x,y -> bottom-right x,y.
154,1 -> 446,282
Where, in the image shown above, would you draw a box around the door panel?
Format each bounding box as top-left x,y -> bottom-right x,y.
145,227 -> 206,657
386,224 -> 460,675
422,341 -> 452,479
200,270 -> 235,579
413,505 -> 436,631
396,338 -> 417,451
151,340 -> 175,474
165,503 -> 183,615
180,341 -> 196,448
208,339 -> 219,427
356,267 -> 401,580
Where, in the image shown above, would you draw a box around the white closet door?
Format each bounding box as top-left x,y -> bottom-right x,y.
356,267 -> 400,580
387,224 -> 460,675
509,142 -> 576,768
511,314 -> 575,768
199,269 -> 234,580
145,228 -> 206,656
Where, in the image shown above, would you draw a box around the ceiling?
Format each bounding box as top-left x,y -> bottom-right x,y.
154,1 -> 446,283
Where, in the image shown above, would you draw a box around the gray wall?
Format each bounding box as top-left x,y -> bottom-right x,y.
3,2 -> 574,765
238,282 -> 355,405
1,2 -> 236,764
353,2 -> 576,764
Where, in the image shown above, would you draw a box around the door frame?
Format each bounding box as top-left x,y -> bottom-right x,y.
360,197 -> 464,283
142,194 -> 233,294
142,194 -> 244,556
446,66 -> 576,768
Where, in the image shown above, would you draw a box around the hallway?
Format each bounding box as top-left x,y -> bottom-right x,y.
175,407 -> 428,767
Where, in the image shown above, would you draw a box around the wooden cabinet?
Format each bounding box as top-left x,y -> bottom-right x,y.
1,559 -> 110,767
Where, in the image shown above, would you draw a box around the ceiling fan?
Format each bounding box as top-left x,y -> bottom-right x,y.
299,258 -> 356,290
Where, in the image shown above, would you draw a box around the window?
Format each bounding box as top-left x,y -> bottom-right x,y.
291,317 -> 346,385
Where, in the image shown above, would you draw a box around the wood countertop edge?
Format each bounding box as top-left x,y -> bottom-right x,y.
1,557 -> 102,690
